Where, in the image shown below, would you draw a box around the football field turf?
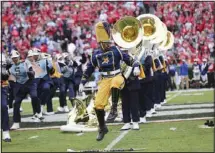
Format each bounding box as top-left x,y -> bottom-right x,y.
166,90 -> 214,105
4,89 -> 214,152
2,119 -> 214,152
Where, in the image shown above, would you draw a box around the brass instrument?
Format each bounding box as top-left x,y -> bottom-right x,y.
112,14 -> 174,78
60,94 -> 98,132
137,14 -> 174,58
111,16 -> 143,49
111,16 -> 143,78
158,31 -> 174,51
67,98 -> 89,124
137,14 -> 162,41
111,14 -> 167,78
67,93 -> 96,124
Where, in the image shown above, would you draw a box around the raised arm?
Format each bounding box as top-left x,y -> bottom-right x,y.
81,54 -> 97,85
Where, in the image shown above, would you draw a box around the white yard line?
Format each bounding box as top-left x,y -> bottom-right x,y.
166,91 -> 182,102
104,130 -> 130,151
103,92 -> 182,151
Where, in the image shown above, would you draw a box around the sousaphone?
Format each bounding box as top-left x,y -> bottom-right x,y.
111,16 -> 143,78
137,14 -> 166,57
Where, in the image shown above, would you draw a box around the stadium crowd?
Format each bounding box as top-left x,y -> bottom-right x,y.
2,1 -> 214,90
2,2 -> 214,62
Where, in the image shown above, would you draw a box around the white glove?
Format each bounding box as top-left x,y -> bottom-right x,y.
133,67 -> 140,76
79,83 -> 84,93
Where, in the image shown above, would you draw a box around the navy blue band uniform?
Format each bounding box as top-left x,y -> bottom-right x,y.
1,53 -> 11,142
81,46 -> 139,109
80,21 -> 140,141
138,55 -> 157,118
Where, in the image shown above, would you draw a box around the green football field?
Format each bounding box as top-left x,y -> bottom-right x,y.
12,90 -> 214,117
166,90 -> 214,105
3,89 -> 214,152
2,119 -> 214,152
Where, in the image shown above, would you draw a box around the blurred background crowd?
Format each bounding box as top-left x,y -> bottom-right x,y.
1,1 -> 215,90
2,1 -> 214,61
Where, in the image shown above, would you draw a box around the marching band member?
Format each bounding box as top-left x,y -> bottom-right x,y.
6,56 -> 24,113
25,49 -> 42,117
120,51 -> 145,130
72,54 -> 87,97
67,43 -> 87,96
79,21 -> 141,141
63,52 -> 76,104
139,55 -> 157,120
1,53 -> 11,142
0,54 -> 20,113
159,55 -> 168,105
33,48 -> 55,114
153,57 -> 163,109
56,53 -> 72,112
164,58 -> 172,92
47,53 -> 64,115
8,77 -> 15,112
6,57 -> 15,113
10,50 -> 41,130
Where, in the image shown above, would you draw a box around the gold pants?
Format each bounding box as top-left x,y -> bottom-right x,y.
94,74 -> 124,109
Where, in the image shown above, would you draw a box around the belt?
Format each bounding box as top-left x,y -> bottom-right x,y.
101,69 -> 121,77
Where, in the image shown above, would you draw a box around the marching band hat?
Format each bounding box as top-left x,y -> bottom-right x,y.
95,21 -> 111,43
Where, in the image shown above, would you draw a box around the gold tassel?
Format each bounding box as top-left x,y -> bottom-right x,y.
152,58 -> 157,72
162,61 -> 167,72
139,65 -> 146,79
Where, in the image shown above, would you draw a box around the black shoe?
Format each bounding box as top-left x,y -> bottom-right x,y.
204,120 -> 210,126
94,109 -> 108,141
3,138 -> 11,142
96,126 -> 108,141
208,121 -> 214,127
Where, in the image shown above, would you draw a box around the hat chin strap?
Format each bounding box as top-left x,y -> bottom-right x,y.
100,42 -> 109,51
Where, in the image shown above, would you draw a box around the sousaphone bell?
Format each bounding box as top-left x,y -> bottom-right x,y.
111,16 -> 143,49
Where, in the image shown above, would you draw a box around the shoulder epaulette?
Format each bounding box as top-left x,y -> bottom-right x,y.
93,49 -> 100,54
